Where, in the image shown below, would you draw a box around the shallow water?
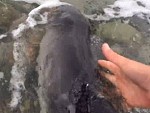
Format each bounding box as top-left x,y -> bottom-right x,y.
61,0 -> 116,13
0,0 -> 150,113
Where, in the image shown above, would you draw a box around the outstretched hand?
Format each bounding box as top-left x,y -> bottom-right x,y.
98,43 -> 150,108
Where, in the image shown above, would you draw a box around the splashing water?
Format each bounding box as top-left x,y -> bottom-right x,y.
8,0 -> 70,108
86,0 -> 150,23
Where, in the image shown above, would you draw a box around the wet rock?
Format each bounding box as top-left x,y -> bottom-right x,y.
0,1 -> 43,113
0,42 -> 14,110
129,15 -> 150,37
0,0 -> 38,35
84,0 -> 116,15
61,0 -> 87,13
138,44 -> 150,65
27,28 -> 45,45
111,43 -> 124,55
25,27 -> 46,65
10,14 -> 27,32
83,0 -> 104,15
2,0 -> 38,14
97,20 -> 142,44
61,0 -> 115,14
0,4 -> 19,34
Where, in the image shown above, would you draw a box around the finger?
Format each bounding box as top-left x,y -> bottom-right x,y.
101,43 -> 150,89
100,71 -> 117,86
101,43 -> 129,67
98,60 -> 120,75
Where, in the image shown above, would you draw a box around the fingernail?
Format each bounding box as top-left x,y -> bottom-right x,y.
98,60 -> 101,64
102,43 -> 110,50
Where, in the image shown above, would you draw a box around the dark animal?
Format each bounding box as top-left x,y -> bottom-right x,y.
37,5 -> 118,113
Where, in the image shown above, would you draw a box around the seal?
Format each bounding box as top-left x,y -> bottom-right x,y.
37,5 -> 118,113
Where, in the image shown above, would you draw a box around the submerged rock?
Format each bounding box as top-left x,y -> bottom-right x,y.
0,0 -> 38,35
61,0 -> 116,14
97,20 -> 142,44
0,4 -> 19,34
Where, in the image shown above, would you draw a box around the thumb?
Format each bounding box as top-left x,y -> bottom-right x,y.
101,43 -> 128,67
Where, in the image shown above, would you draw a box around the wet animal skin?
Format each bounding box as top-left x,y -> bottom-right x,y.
37,5 -> 118,113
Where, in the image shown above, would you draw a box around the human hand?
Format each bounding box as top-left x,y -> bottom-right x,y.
98,43 -> 150,108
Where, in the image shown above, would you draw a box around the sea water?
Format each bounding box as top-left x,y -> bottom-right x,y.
87,0 -> 150,23
0,0 -> 150,113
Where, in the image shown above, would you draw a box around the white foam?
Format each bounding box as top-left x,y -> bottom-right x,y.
9,41 -> 26,108
84,14 -> 110,21
104,0 -> 150,18
12,0 -> 70,38
12,23 -> 28,39
86,0 -> 150,22
0,34 -> 7,39
0,72 -> 4,79
10,0 -> 70,109
26,0 -> 70,27
9,91 -> 22,108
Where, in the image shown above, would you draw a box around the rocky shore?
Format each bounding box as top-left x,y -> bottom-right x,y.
0,0 -> 150,113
